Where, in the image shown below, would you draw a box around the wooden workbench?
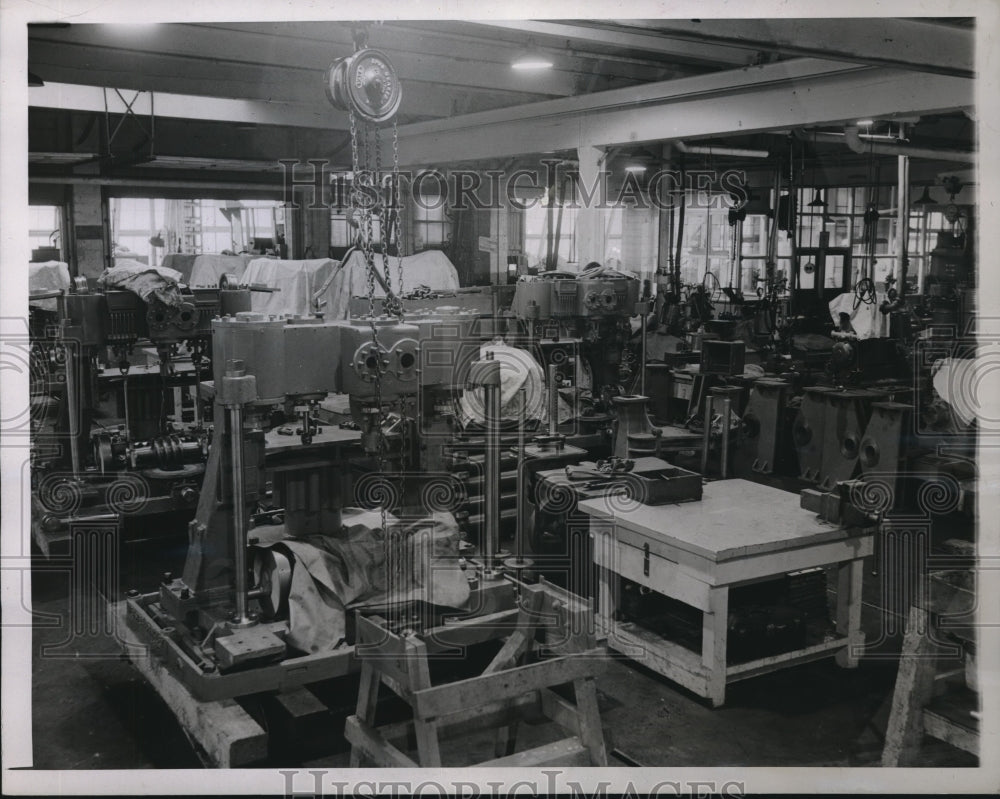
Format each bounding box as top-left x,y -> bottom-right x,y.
579,479 -> 874,706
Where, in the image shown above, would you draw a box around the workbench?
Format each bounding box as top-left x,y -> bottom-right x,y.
579,479 -> 874,706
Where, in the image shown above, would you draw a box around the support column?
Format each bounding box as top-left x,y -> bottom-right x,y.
69,184 -> 108,278
575,145 -> 606,266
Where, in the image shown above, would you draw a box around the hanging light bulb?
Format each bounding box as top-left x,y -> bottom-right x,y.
913,185 -> 936,205
807,189 -> 827,208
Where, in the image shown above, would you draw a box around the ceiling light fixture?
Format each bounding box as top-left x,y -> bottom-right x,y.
624,163 -> 647,174
913,185 -> 937,206
808,190 -> 827,208
511,41 -> 553,70
856,119 -> 875,126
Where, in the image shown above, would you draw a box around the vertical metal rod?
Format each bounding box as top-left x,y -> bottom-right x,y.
229,403 -> 250,625
483,353 -> 500,572
122,373 -> 132,442
720,397 -> 732,479
192,365 -> 202,429
515,386 -> 527,564
700,394 -> 714,476
897,153 -> 910,300
548,363 -> 559,436
63,343 -> 82,475
639,312 -> 648,396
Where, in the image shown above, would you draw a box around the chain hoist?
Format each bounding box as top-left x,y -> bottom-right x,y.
326,27 -> 405,539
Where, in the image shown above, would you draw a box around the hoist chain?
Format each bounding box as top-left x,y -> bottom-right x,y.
393,118 -> 404,301
349,105 -> 395,535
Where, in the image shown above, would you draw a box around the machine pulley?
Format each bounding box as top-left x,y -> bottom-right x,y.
326,48 -> 402,124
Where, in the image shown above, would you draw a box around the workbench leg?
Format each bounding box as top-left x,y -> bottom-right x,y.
882,605 -> 937,766
596,563 -> 615,640
702,586 -> 730,707
836,558 -> 866,668
349,660 -> 381,767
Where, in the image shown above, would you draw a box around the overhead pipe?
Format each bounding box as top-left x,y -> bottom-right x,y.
812,127 -> 972,163
674,140 -> 769,159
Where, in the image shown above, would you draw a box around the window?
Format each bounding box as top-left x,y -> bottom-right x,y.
674,191 -> 750,291
109,198 -> 283,266
29,205 -> 63,261
523,199 -> 578,269
412,199 -> 450,251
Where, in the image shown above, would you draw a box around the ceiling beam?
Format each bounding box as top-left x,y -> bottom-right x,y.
383,20 -> 696,74
395,59 -> 974,166
28,23 -> 588,99
470,20 -> 758,67
213,21 -> 684,82
613,18 -> 974,78
29,40 -> 560,120
30,81 -> 355,130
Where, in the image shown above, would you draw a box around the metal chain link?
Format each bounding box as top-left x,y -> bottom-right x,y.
393,118 -> 404,304
350,105 -> 389,534
375,125 -> 403,320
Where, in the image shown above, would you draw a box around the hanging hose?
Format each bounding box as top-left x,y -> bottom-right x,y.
853,277 -> 877,309
673,159 -> 686,295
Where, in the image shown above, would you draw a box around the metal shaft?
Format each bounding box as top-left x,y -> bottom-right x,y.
483,354 -> 501,572
720,397 -> 732,479
515,386 -> 527,564
640,312 -> 648,396
63,343 -> 82,475
897,153 -> 910,299
193,364 -> 203,429
548,363 -> 559,436
228,403 -> 251,625
701,395 -> 714,476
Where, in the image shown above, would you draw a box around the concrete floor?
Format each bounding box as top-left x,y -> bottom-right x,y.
27,530 -> 978,772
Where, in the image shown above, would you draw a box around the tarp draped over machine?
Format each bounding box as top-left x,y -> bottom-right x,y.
828,291 -> 891,340
256,509 -> 471,653
97,261 -> 185,308
239,258 -> 339,317
336,248 -> 461,309
165,253 -> 256,287
241,250 -> 462,320
28,261 -> 71,311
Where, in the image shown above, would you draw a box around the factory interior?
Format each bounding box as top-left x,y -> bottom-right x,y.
10,13 -> 995,783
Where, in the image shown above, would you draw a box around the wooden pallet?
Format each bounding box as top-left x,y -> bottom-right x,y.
112,577 -> 608,768
113,600 -> 349,767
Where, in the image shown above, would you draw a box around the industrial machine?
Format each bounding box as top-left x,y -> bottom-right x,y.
510,266 -> 642,409
30,277 -> 253,550
121,305 -> 606,699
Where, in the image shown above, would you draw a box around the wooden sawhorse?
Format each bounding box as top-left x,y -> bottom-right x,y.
882,571 -> 979,766
344,582 -> 608,767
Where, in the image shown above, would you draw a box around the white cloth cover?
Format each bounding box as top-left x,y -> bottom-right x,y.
326,249 -> 461,319
828,292 -> 890,340
931,357 -> 978,428
457,341 -> 562,426
28,261 -> 71,311
239,258 -> 338,317
183,254 -> 257,287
